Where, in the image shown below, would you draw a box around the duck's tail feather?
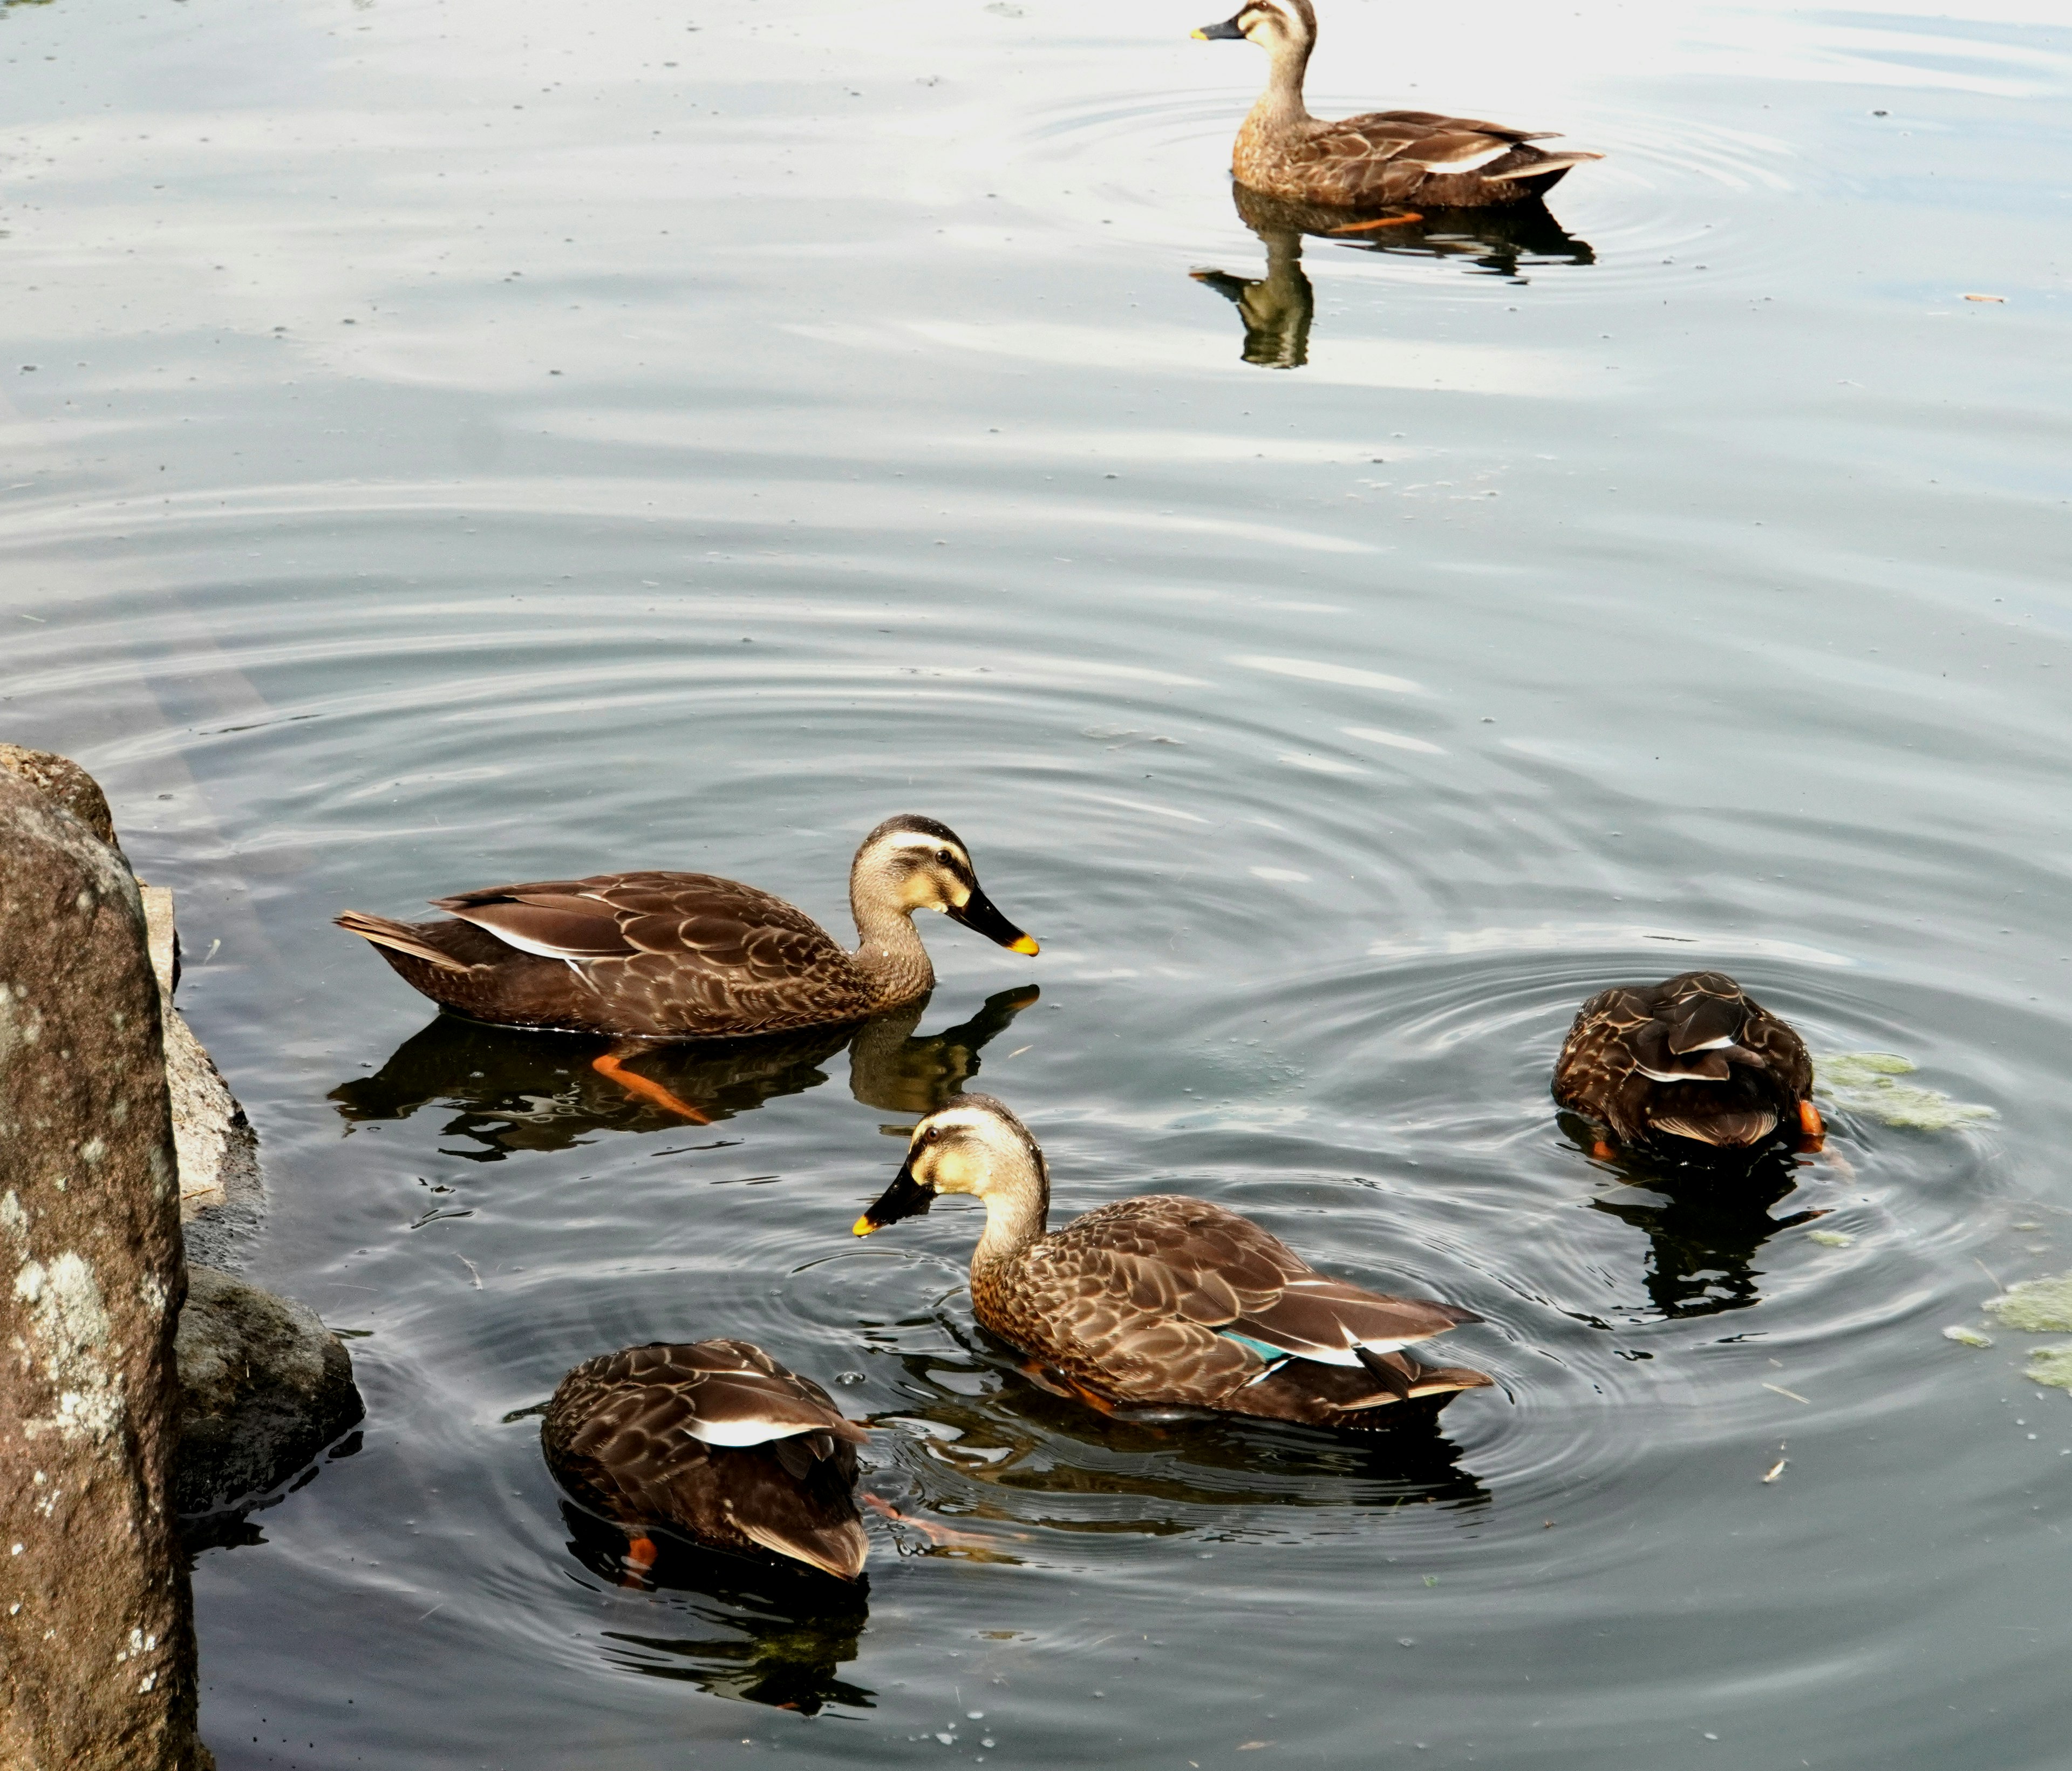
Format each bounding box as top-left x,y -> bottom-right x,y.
335,909 -> 471,973
1484,151 -> 1604,182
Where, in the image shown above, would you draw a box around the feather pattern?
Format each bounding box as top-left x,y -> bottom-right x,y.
860,1096 -> 1491,1427
334,814 -> 1034,1039
1203,0 -> 1601,210
1553,970 -> 1815,1150
542,1339 -> 870,1580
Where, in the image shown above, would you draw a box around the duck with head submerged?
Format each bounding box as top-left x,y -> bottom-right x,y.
854,1094 -> 1491,1427
336,815 -> 1037,1114
1194,0 -> 1601,212
542,1338 -> 871,1583
1555,970 -> 1825,1158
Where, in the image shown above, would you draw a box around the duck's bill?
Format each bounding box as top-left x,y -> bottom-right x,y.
852,1155 -> 937,1236
1192,14 -> 1246,38
946,884 -> 1040,956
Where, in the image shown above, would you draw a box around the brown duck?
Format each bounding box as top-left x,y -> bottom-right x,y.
1195,0 -> 1600,210
542,1338 -> 870,1581
1554,970 -> 1824,1154
336,815 -> 1037,1112
854,1095 -> 1490,1426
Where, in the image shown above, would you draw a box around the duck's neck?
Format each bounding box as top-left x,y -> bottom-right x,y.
971,1154 -> 1051,1279
849,891 -> 935,1009
1248,40 -> 1312,128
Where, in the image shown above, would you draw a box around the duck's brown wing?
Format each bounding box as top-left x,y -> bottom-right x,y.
1294,113 -> 1596,206
543,1339 -> 868,1579
1554,971 -> 1814,1148
340,870 -> 871,1037
995,1196 -> 1483,1419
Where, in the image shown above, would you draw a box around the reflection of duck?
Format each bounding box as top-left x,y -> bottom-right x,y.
1194,0 -> 1599,209
325,986 -> 1039,1161
855,1096 -> 1491,1427
335,816 -> 1036,1096
543,1339 -> 870,1580
874,1347 -> 1488,1516
1192,185 -> 1591,367
561,1504 -> 873,1714
1555,971 -> 1823,1155
1559,1115 -> 1828,1319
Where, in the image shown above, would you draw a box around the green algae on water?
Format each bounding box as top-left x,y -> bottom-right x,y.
1805,1229 -> 1855,1248
2022,1344 -> 2072,1392
1941,1325 -> 1993,1348
1814,1052 -> 1994,1131
1982,1271 -> 2072,1334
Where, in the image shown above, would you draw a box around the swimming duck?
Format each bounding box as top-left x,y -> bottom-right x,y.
1194,0 -> 1601,210
853,1095 -> 1491,1426
1554,970 -> 1824,1154
542,1338 -> 870,1581
337,814 -> 1037,1089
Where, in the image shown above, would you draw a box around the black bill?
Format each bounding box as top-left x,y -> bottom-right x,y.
1192,13 -> 1247,38
945,883 -> 1039,955
851,1153 -> 937,1236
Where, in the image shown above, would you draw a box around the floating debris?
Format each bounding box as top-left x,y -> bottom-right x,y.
1815,1052 -> 1993,1130
1805,1229 -> 1855,1248
1761,1381 -> 1811,1405
1982,1271 -> 2072,1334
1762,1459 -> 1788,1483
1941,1325 -> 1994,1348
1961,293 -> 2006,302
2024,1345 -> 2072,1391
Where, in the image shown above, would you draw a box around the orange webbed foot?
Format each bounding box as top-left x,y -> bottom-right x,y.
861,1493 -> 1009,1555
617,1532 -> 659,1588
1592,1139 -> 1618,1162
593,1051 -> 712,1123
1798,1099 -> 1826,1151
1332,211 -> 1423,234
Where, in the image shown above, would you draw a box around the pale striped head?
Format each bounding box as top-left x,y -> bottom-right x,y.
1194,0 -> 1316,55
853,1093 -> 1047,1232
850,814 -> 1038,953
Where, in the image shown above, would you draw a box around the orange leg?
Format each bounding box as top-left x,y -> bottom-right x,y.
592,1052 -> 712,1123
860,1493 -> 1000,1552
1333,211 -> 1424,234
618,1532 -> 659,1587
1592,1139 -> 1618,1161
1798,1100 -> 1826,1152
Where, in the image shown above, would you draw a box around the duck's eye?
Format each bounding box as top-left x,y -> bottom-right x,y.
935,848 -> 952,866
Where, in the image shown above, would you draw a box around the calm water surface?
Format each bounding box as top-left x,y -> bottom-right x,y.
5,0 -> 2071,1763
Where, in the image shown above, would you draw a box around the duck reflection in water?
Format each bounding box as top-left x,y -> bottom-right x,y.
863,1345 -> 1488,1528
328,985 -> 1039,1160
1191,183 -> 1593,369
560,1503 -> 873,1715
1559,1112 -> 1829,1319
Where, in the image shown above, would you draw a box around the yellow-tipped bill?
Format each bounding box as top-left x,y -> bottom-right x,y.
1009,933 -> 1041,956
851,1214 -> 876,1237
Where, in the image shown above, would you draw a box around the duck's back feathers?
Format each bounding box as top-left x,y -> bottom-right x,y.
978,1195 -> 1487,1422
1554,970 -> 1814,1151
543,1339 -> 869,1580
339,871 -> 871,1038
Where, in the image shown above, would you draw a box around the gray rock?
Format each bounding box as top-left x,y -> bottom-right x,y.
172,1266 -> 363,1515
137,886 -> 264,1248
0,771 -> 213,1771
0,742 -> 121,849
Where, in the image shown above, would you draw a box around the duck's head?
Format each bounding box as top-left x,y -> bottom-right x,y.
1193,0 -> 1316,57
853,1093 -> 1045,1235
850,814 -> 1038,955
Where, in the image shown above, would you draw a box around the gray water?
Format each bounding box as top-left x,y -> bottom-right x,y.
5,0 -> 2071,1763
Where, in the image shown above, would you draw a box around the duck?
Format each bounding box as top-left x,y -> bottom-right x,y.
335,815 -> 1037,1110
542,1338 -> 871,1581
1194,0 -> 1601,211
853,1094 -> 1491,1426
1553,970 -> 1824,1155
